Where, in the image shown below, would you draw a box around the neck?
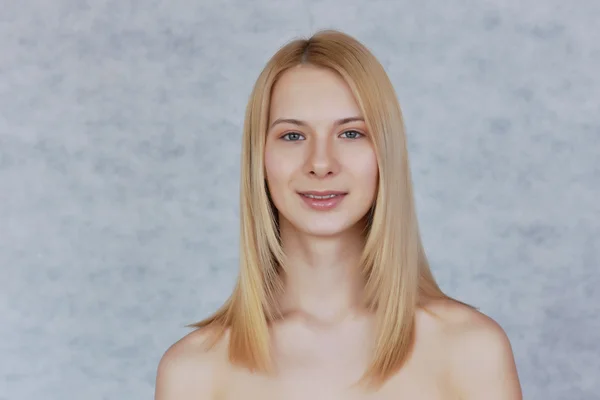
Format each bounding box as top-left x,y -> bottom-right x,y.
276,219 -> 367,323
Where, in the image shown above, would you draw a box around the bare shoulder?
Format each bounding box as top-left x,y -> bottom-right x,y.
420,298 -> 523,400
154,327 -> 228,400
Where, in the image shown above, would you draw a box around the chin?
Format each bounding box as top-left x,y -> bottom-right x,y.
275,198 -> 373,238
300,226 -> 349,238
289,216 -> 366,238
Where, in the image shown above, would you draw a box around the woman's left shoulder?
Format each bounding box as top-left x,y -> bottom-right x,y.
420,298 -> 510,346
418,298 -> 523,399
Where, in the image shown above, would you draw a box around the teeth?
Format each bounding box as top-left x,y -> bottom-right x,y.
304,194 -> 339,199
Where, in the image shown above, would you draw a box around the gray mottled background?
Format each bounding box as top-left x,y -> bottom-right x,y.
1,0 -> 598,399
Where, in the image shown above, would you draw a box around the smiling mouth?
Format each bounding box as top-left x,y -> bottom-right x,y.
297,191 -> 348,212
298,191 -> 348,199
302,193 -> 341,199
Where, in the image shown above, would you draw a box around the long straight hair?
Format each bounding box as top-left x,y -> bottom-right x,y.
188,29 -> 455,389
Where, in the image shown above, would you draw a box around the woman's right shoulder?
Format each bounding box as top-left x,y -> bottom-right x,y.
154,327 -> 229,400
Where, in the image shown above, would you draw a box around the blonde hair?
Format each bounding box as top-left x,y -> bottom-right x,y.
188,29 -> 456,389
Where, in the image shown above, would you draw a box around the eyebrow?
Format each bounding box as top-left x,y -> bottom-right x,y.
269,116 -> 365,130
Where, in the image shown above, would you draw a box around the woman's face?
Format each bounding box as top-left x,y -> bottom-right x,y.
265,65 -> 378,238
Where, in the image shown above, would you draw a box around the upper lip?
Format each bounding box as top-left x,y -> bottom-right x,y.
298,190 -> 348,196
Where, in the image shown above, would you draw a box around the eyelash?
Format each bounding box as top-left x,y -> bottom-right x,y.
280,130 -> 364,141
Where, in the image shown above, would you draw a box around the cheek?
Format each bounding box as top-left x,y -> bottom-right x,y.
367,156 -> 379,188
347,149 -> 379,190
264,146 -> 293,198
264,154 -> 279,195
362,162 -> 379,203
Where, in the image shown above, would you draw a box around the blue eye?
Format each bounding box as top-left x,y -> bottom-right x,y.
281,132 -> 305,141
340,130 -> 363,139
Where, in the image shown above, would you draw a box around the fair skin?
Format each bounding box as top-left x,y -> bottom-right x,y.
155,65 -> 522,399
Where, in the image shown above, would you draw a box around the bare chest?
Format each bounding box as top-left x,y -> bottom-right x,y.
218,367 -> 453,400
217,341 -> 454,400
215,315 -> 456,400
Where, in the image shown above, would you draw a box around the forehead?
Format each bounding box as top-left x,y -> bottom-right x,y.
269,65 -> 362,123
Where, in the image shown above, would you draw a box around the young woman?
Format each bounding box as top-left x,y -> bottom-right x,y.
155,30 -> 522,399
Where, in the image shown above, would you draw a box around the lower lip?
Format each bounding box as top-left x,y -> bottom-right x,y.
299,193 -> 347,211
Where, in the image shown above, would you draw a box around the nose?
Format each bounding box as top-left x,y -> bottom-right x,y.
305,136 -> 339,178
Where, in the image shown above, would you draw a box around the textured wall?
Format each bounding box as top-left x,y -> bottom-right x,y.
1,1 -> 598,399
